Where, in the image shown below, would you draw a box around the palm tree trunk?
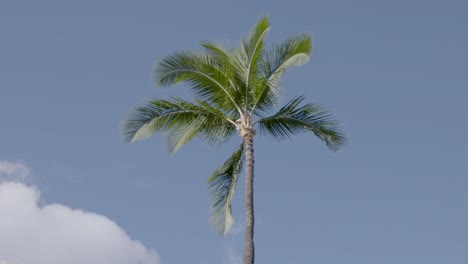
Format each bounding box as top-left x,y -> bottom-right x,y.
243,133 -> 255,264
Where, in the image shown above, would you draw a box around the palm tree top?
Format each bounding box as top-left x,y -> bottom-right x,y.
124,16 -> 345,235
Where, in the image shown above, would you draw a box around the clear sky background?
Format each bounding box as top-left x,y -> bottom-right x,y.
1,0 -> 467,263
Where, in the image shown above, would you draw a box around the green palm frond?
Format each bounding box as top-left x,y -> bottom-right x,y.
208,144 -> 244,235
252,34 -> 312,114
167,101 -> 237,153
266,33 -> 311,73
124,97 -> 236,153
201,42 -> 230,60
200,42 -> 247,112
154,51 -> 242,113
243,17 -> 270,65
256,96 -> 345,151
243,17 -> 270,95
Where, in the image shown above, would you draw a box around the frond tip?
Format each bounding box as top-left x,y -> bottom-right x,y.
208,144 -> 244,235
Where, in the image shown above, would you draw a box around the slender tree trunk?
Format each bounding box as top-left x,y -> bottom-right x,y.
243,133 -> 255,264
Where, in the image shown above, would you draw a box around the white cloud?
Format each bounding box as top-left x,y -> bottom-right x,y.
0,161 -> 30,182
0,161 -> 160,264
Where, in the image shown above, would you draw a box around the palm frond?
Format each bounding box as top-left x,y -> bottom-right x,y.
200,42 -> 247,111
243,17 -> 270,90
201,42 -> 230,60
208,144 -> 244,235
165,116 -> 206,154
124,97 -> 235,153
256,96 -> 345,151
251,34 -> 312,114
266,33 -> 312,73
167,101 -> 237,153
154,51 -> 242,113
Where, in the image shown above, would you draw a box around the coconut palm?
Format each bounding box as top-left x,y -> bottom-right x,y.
123,17 -> 345,264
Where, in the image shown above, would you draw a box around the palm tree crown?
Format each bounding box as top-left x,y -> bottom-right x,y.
124,17 -> 345,263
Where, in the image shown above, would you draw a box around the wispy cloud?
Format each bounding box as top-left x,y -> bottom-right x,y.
0,160 -> 31,182
228,223 -> 244,236
223,244 -> 242,264
222,223 -> 243,264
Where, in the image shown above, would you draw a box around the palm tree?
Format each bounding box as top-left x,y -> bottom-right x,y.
123,17 -> 345,264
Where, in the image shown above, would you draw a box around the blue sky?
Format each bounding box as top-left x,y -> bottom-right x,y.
1,0 -> 467,263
